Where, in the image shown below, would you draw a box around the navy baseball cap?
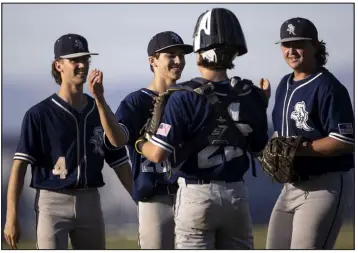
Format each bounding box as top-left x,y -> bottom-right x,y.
54,33 -> 99,59
276,17 -> 318,44
147,31 -> 193,56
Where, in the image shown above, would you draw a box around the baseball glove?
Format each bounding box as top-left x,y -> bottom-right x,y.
135,88 -> 180,154
258,135 -> 305,183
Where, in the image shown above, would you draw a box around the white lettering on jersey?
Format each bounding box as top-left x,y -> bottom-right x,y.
141,158 -> 169,173
53,156 -> 68,179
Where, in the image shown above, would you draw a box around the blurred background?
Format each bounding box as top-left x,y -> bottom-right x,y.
2,3 -> 355,249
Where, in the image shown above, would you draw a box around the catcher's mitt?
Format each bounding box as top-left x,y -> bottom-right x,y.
135,88 -> 180,154
258,135 -> 305,183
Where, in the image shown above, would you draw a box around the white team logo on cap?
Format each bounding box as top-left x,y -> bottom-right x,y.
90,126 -> 105,156
75,39 -> 85,50
287,24 -> 296,35
291,101 -> 314,131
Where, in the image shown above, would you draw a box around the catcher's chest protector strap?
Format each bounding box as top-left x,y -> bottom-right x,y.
166,78 -> 256,179
189,77 -> 257,178
187,77 -> 248,149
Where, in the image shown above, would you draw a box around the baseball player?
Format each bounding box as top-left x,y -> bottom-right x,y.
3,34 -> 132,250
265,17 -> 354,249
89,31 -> 193,249
135,8 -> 269,249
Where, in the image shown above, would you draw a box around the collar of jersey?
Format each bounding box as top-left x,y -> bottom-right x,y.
290,67 -> 326,87
140,88 -> 158,97
51,93 -> 94,115
212,79 -> 230,95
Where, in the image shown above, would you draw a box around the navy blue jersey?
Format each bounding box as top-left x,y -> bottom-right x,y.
14,93 -> 129,190
149,79 -> 268,181
272,67 -> 354,174
114,88 -> 177,201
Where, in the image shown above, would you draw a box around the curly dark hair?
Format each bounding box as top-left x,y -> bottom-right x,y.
315,40 -> 329,67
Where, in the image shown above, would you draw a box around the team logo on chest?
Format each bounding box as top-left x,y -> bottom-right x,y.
89,126 -> 105,156
290,101 -> 314,131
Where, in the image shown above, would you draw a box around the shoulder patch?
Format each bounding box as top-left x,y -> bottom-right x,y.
156,123 -> 172,137
338,123 -> 353,135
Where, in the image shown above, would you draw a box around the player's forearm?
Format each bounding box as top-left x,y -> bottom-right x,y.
95,97 -> 127,147
113,163 -> 133,198
140,141 -> 169,163
6,160 -> 28,221
298,136 -> 354,157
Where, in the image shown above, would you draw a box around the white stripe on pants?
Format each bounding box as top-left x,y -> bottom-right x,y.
266,170 -> 354,249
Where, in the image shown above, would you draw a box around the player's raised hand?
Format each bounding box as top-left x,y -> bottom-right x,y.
4,217 -> 21,249
259,78 -> 271,100
88,69 -> 104,100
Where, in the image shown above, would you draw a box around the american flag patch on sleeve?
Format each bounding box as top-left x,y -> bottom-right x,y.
338,123 -> 353,135
156,123 -> 172,137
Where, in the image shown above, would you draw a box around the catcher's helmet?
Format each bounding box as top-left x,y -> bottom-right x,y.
193,8 -> 248,57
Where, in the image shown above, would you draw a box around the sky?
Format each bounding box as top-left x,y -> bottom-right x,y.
2,3 -> 355,133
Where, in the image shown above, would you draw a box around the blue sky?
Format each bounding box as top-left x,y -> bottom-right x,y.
2,3 -> 354,133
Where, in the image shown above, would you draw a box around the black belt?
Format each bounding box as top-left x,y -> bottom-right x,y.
153,184 -> 178,195
185,178 -> 243,185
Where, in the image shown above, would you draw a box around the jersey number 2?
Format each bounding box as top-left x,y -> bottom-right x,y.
197,102 -> 251,169
198,146 -> 243,168
141,159 -> 168,173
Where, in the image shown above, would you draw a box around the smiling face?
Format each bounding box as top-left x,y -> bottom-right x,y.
281,40 -> 317,72
55,55 -> 90,86
149,46 -> 186,83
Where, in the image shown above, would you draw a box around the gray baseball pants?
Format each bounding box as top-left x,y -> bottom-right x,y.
34,188 -> 105,249
174,177 -> 254,249
266,170 -> 353,249
138,194 -> 175,249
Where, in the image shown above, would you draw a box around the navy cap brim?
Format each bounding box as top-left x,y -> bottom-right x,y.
155,44 -> 193,54
59,52 -> 99,59
275,37 -> 312,44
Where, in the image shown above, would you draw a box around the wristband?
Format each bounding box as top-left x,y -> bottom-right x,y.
135,138 -> 146,154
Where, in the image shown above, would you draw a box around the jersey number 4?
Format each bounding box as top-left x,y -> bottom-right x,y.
198,102 -> 252,169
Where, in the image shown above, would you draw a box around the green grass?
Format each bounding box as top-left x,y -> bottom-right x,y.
2,223 -> 354,249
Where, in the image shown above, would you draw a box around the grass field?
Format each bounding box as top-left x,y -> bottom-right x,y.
2,223 -> 354,250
